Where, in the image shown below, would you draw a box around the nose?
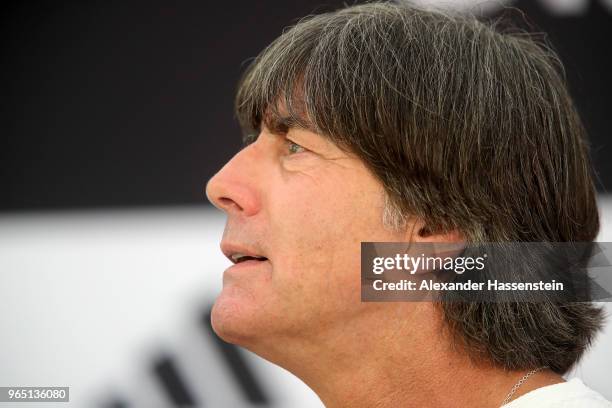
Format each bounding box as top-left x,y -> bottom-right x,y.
205,142 -> 262,216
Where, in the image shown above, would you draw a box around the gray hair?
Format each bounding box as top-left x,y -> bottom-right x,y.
234,1 -> 604,374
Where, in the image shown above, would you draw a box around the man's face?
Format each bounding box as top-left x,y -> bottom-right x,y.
206,122 -> 411,347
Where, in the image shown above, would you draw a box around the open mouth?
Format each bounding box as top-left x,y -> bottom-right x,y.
231,254 -> 268,264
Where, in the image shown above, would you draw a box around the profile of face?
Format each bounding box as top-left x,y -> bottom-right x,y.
205,123 -> 419,350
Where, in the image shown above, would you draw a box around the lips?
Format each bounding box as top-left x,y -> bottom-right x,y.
221,242 -> 268,265
231,253 -> 268,264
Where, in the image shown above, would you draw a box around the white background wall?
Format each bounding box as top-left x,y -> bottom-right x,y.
0,199 -> 611,407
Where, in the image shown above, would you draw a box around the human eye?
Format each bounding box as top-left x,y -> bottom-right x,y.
242,131 -> 259,147
286,139 -> 307,155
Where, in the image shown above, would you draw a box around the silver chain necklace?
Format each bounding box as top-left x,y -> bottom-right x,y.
501,366 -> 547,406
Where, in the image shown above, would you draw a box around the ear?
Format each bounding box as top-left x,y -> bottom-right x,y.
407,218 -> 465,244
399,218 -> 466,273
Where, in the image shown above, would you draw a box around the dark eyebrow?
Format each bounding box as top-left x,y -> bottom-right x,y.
242,110 -> 315,147
264,115 -> 299,135
240,116 -> 295,147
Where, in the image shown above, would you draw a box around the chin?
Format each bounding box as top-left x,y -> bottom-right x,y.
210,290 -> 263,346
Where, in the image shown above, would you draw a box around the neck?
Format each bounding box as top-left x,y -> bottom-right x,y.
247,303 -> 563,408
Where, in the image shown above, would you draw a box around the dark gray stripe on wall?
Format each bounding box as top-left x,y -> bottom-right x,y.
202,308 -> 271,405
153,354 -> 200,406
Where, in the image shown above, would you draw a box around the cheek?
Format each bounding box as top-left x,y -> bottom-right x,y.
267,175 -> 386,294
270,179 -> 352,253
